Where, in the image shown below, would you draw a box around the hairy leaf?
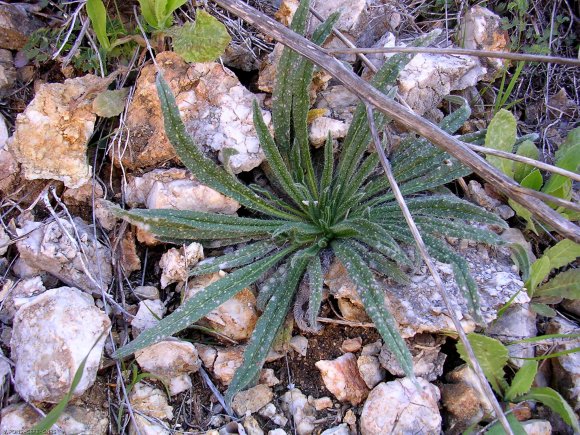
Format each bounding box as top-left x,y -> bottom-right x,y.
171,11 -> 231,62
534,269 -> 580,299
505,360 -> 538,401
485,109 -> 517,176
307,256 -> 324,331
191,241 -> 278,276
516,387 -> 580,432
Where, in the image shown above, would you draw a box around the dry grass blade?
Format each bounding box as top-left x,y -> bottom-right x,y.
326,46 -> 580,67
364,103 -> 514,435
212,0 -> 579,244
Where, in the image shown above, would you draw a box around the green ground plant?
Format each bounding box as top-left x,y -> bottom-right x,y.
110,0 -> 508,401
457,333 -> 580,433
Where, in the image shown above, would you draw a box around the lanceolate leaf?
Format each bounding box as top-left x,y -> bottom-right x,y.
515,387 -> 580,432
226,251 -> 310,402
534,269 -> 580,299
485,109 -> 517,177
505,360 -> 538,401
307,255 -> 324,331
510,243 -> 531,281
156,75 -> 297,220
333,240 -> 414,380
86,0 -> 110,50
113,246 -> 296,359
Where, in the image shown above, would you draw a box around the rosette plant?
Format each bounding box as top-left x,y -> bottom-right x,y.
111,1 -> 506,401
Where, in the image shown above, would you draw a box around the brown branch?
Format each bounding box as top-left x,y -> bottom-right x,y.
213,0 -> 580,244
326,46 -> 580,67
365,102 -> 514,435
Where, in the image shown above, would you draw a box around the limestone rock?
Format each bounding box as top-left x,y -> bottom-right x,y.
315,353 -> 369,405
0,276 -> 46,321
309,117 -> 348,147
135,340 -> 201,396
11,287 -> 111,403
258,403 -> 288,427
131,299 -> 165,337
0,4 -> 43,50
62,182 -> 105,208
129,416 -> 170,435
281,388 -> 316,435
118,52 -> 269,173
357,355 -> 385,389
16,217 -> 113,295
184,272 -> 258,341
289,335 -> 309,356
341,337 -> 363,353
159,242 -> 204,288
360,378 -> 441,435
326,242 -> 525,337
211,346 -> 245,385
379,334 -> 446,381
446,364 -> 494,415
8,75 -> 110,187
232,384 -> 273,415
259,368 -> 280,387
546,317 -> 580,410
521,419 -> 552,435
313,396 -> 333,411
0,114 -> 18,194
321,424 -> 349,435
124,168 -> 239,214
119,228 -> 141,274
130,382 -> 173,420
0,49 -> 15,96
134,285 -> 160,300
458,6 -> 509,80
315,85 -> 359,126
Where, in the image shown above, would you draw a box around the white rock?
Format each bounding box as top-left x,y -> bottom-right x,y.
129,415 -> 170,435
522,419 -> 552,435
120,52 -> 269,173
11,287 -> 111,403
0,115 -> 18,192
124,168 -> 239,214
361,340 -> 382,356
184,272 -> 258,341
309,117 -> 348,147
232,384 -> 273,416
135,340 -> 201,396
8,75 -> 110,187
268,430 -> 287,435
159,242 -> 204,288
16,217 -> 113,295
0,224 -> 9,256
0,276 -> 46,321
289,335 -> 309,356
258,403 -> 288,427
11,257 -> 43,279
129,382 -> 173,420
134,285 -> 160,300
313,396 -> 333,411
321,424 -> 349,435
281,388 -> 316,435
547,317 -> 580,410
212,346 -> 245,385
357,355 -> 385,389
131,299 -> 165,337
458,6 -> 509,80
243,415 -> 265,435
315,353 -> 369,405
379,334 -> 446,381
360,378 -> 441,435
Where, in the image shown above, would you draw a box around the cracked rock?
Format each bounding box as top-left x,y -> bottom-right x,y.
184,272 -> 258,341
159,242 -> 204,289
281,388 -> 316,435
315,352 -> 369,405
360,377 -> 441,435
135,340 -> 201,396
11,287 -> 111,403
8,74 -> 110,187
118,52 -> 269,173
16,217 -> 113,295
124,168 -> 239,214
379,334 -> 446,381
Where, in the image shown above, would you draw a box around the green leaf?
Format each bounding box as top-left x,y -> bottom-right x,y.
485,109 -> 517,176
542,127 -> 579,200
457,333 -> 509,395
333,240 -> 415,380
526,255 -> 551,294
505,360 -> 538,401
485,413 -> 527,435
516,387 -> 580,432
529,302 -> 557,317
92,88 -> 129,118
534,269 -> 580,299
509,198 -> 538,234
543,239 -> 580,271
138,0 -> 160,28
155,75 -> 298,220
519,169 -> 542,190
31,331 -> 107,433
86,0 -> 110,50
113,246 -> 296,359
226,251 -> 310,402
307,255 -> 324,331
513,140 -> 539,182
510,243 -> 531,281
171,10 -> 231,62
191,241 -> 277,276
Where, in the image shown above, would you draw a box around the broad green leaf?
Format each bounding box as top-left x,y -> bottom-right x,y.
516,387 -> 580,432
509,198 -> 538,234
542,127 -> 580,199
171,11 -> 231,62
510,243 -> 530,281
156,75 -> 298,220
457,333 -> 509,395
513,140 -> 539,182
307,256 -> 323,331
485,413 -> 527,435
93,88 -> 129,118
543,239 -> 580,271
138,0 -> 159,28
519,169 -> 542,191
31,332 -> 107,433
534,269 -> 580,299
526,256 -> 550,294
485,109 -> 517,176
226,251 -> 310,402
530,302 -> 557,317
113,246 -> 296,359
86,0 -> 110,50
505,360 -> 538,401
333,240 -> 415,380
